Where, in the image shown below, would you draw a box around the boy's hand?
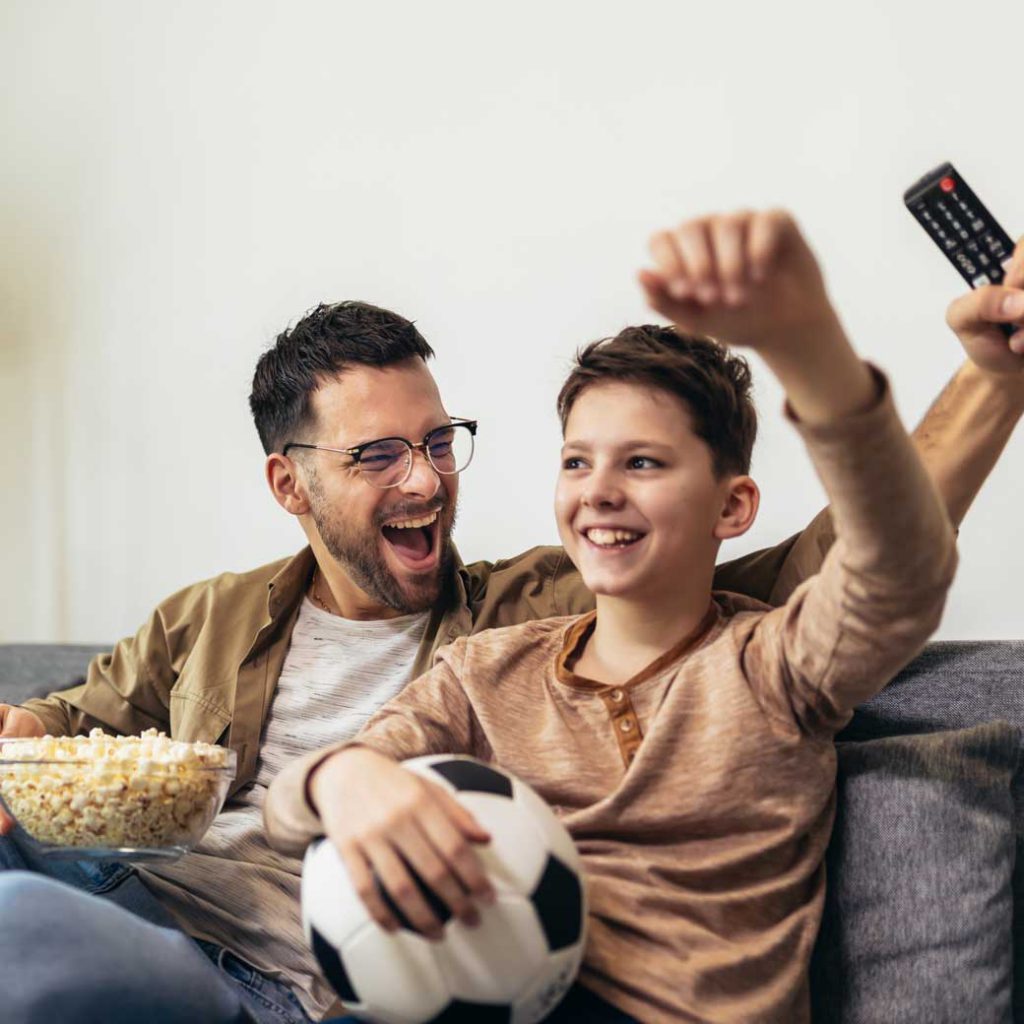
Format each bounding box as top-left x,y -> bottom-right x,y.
640,209 -> 840,356
0,705 -> 46,835
309,747 -> 495,940
946,236 -> 1024,374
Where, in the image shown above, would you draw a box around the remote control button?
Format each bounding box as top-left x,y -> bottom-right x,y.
972,274 -> 991,287
940,176 -> 956,192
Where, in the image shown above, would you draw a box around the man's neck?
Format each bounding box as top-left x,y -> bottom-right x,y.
575,586 -> 714,687
313,562 -> 404,621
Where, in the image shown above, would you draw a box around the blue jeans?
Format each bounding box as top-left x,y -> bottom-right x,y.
0,829 -> 312,1024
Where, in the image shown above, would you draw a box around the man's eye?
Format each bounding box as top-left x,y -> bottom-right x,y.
360,449 -> 404,468
428,441 -> 454,458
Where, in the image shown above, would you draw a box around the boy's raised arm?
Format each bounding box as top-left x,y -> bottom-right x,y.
642,210 -> 958,728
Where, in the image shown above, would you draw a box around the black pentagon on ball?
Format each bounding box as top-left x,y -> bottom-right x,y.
530,854 -> 584,951
310,925 -> 360,1003
374,860 -> 453,930
426,1000 -> 512,1023
427,759 -> 514,798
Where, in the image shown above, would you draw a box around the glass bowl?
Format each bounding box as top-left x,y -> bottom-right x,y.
0,733 -> 236,863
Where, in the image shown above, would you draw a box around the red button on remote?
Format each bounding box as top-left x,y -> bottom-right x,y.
940,176 -> 956,193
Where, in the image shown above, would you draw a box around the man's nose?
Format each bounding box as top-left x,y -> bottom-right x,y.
399,448 -> 441,499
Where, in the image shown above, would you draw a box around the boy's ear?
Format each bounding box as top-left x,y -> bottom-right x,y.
714,475 -> 759,541
266,453 -> 312,516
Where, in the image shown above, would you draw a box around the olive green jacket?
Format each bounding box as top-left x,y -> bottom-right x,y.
21,510 -> 834,796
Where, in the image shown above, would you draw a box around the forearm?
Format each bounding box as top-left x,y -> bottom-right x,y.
756,378 -> 958,731
758,313 -> 877,425
265,648 -> 480,855
911,360 -> 1024,527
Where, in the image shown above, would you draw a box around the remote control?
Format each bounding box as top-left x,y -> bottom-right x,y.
904,162 -> 1017,337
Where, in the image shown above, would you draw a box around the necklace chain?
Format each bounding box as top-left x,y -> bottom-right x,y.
310,569 -> 335,615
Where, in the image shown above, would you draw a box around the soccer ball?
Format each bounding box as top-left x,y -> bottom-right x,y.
302,755 -> 587,1024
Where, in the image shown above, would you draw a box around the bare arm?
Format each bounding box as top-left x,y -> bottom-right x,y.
912,360 -> 1024,528
914,243 -> 1024,527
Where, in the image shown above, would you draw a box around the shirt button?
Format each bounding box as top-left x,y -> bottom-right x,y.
619,718 -> 634,733
609,689 -> 625,703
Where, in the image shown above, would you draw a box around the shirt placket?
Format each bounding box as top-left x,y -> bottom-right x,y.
599,686 -> 643,767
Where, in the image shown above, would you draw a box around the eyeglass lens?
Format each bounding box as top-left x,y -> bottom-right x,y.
359,424 -> 475,488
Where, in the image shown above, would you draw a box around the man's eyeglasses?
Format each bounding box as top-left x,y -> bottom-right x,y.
283,418 -> 477,490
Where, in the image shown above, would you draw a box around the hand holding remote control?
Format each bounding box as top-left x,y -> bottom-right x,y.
945,236 -> 1024,372
905,163 -> 1019,342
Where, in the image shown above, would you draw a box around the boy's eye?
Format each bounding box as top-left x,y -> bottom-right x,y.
628,456 -> 661,470
562,457 -> 587,471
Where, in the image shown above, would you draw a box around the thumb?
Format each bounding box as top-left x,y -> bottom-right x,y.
947,286 -> 1024,333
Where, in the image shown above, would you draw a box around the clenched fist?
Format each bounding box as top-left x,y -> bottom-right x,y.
639,209 -> 840,356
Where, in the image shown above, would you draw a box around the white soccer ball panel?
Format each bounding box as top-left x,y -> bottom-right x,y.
301,840 -> 372,947
512,946 -> 587,1024
434,895 -> 549,1002
510,779 -> 581,873
342,923 -> 451,1024
454,791 -> 549,895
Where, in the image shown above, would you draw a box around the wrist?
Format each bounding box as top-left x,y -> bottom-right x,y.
307,745 -> 383,816
959,358 -> 1024,405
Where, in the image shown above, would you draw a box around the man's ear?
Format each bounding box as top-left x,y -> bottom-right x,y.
266,453 -> 311,516
713,474 -> 759,541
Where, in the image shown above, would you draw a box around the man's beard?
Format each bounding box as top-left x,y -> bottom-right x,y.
307,476 -> 457,615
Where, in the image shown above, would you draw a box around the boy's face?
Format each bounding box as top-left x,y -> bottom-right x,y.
555,381 -> 747,602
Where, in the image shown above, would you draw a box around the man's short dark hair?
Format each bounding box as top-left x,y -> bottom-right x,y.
556,325 -> 757,477
249,301 -> 435,455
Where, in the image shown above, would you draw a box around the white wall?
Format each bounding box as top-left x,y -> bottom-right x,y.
3,0 -> 1023,644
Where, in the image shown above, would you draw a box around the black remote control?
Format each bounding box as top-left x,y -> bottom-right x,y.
904,162 -> 1017,337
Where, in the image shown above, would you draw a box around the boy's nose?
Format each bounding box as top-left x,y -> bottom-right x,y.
582,472 -> 626,509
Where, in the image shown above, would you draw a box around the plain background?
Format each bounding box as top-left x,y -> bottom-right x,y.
3,0 -> 1023,644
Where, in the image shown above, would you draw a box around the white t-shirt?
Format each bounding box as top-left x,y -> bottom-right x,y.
140,598 -> 429,1018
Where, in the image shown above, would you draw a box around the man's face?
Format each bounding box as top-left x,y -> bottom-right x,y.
300,359 -> 459,614
555,381 -> 733,603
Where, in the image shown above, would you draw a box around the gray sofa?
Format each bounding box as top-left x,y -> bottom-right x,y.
2,642 -> 1023,1023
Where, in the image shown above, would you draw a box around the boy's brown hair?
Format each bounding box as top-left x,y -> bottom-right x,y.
557,325 -> 757,477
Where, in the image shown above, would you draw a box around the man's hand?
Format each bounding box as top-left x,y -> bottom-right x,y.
309,747 -> 495,940
639,209 -> 840,356
0,705 -> 46,835
946,236 -> 1024,374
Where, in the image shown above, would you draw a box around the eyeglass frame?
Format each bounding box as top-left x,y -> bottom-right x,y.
282,417 -> 478,488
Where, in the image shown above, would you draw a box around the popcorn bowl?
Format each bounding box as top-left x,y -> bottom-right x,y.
0,730 -> 236,863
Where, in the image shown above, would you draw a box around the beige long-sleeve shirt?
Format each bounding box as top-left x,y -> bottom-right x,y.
266,376 -> 957,1023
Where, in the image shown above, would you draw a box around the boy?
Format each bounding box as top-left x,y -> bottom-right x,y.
265,209 -> 957,1021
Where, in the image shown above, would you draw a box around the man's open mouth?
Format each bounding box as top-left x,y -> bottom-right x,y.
381,510 -> 440,568
582,527 -> 646,550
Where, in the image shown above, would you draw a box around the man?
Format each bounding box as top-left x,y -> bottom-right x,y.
0,234 -> 1023,1022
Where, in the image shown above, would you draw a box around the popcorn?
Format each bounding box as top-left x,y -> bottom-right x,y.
0,729 -> 234,850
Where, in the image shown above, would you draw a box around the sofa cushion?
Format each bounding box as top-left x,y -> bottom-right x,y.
810,722 -> 1018,1023
0,644 -> 109,707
